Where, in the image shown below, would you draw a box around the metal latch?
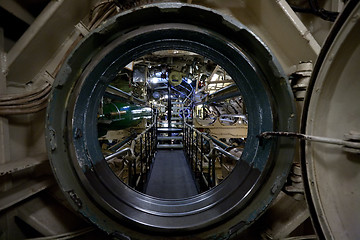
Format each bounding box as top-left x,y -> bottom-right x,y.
258,131 -> 360,154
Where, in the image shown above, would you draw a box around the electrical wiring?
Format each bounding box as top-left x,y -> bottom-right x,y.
0,101 -> 48,115
0,82 -> 51,115
0,84 -> 51,106
0,82 -> 50,102
2,1 -> 149,116
288,0 -> 339,22
89,1 -> 117,30
113,0 -> 153,10
308,0 -> 339,21
90,6 -> 118,30
89,0 -> 153,30
0,97 -> 48,110
1,1 -> 119,116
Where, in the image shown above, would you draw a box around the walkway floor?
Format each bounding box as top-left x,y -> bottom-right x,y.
145,150 -> 198,199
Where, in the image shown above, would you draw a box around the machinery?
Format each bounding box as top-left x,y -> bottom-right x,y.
0,0 -> 359,239
98,102 -> 152,136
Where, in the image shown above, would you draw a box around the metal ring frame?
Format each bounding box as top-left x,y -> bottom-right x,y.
46,3 -> 296,239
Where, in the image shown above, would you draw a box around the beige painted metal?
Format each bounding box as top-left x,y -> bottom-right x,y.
0,0 -> 99,177
297,0 -> 344,46
4,0 -> 322,93
205,65 -> 220,94
0,27 -> 12,239
0,154 -> 48,177
0,178 -> 54,212
7,0 -> 99,84
305,2 -> 360,239
0,4 -> 101,237
194,118 -> 248,138
0,28 -> 10,166
0,0 -> 35,25
263,192 -> 310,239
17,197 -> 86,236
192,0 -> 319,74
276,0 -> 321,55
0,1 -> 334,238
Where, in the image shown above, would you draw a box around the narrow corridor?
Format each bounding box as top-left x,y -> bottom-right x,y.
145,150 -> 198,199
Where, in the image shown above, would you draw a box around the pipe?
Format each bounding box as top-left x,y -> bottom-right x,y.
207,134 -> 231,149
107,85 -> 146,105
105,147 -> 131,161
108,133 -> 137,151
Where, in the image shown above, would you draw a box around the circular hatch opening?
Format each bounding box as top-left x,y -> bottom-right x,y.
46,3 -> 296,239
96,49 -> 247,198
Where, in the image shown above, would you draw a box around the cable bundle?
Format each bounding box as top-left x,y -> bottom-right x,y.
0,82 -> 51,115
289,0 -> 339,22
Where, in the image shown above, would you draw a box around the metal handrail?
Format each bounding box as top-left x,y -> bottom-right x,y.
105,148 -> 131,161
184,122 -> 239,161
104,109 -> 158,191
183,122 -> 240,190
108,133 -> 137,151
134,121 -> 156,141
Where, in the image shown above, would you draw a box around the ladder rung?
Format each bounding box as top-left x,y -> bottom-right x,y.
158,123 -> 183,126
157,136 -> 183,141
157,128 -> 183,132
157,143 -> 183,149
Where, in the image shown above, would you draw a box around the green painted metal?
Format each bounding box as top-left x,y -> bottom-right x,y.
98,102 -> 151,136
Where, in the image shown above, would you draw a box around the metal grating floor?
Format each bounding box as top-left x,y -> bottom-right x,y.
145,150 -> 198,199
